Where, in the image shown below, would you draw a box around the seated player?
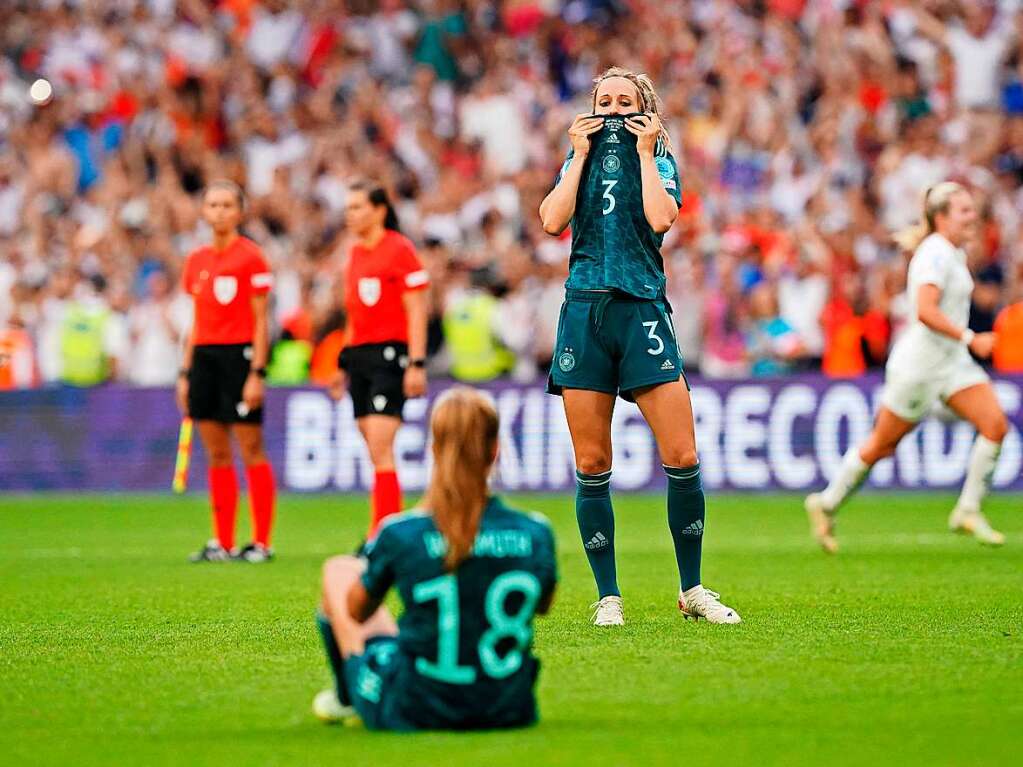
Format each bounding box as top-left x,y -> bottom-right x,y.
312,387 -> 558,731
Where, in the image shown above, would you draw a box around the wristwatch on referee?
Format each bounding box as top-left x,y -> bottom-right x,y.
409,358 -> 427,369
960,329 -> 976,347
251,366 -> 267,379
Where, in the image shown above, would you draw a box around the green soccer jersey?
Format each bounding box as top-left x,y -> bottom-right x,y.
556,115 -> 682,300
360,497 -> 558,729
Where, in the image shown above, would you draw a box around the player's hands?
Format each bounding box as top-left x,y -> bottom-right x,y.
625,113 -> 660,156
327,369 -> 347,401
242,372 -> 264,411
175,376 -> 189,417
404,366 -> 427,399
568,113 -> 604,158
968,332 -> 996,359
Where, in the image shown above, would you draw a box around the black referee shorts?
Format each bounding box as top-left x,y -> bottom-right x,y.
188,343 -> 263,425
341,342 -> 408,420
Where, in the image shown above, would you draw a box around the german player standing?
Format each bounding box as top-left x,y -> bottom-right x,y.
178,181 -> 277,563
539,68 -> 740,626
328,181 -> 429,535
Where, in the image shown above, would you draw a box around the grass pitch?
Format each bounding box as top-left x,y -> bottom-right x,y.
1,491 -> 1021,767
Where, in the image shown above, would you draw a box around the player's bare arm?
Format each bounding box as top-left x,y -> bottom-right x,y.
917,284 -> 995,358
626,113 -> 678,233
539,114 -> 603,235
242,292 -> 269,411
401,288 -> 428,398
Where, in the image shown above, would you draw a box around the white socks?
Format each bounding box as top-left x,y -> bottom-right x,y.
956,436 -> 1002,514
821,447 -> 870,512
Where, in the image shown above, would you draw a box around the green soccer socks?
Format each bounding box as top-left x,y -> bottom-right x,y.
576,470 -> 620,598
665,463 -> 704,592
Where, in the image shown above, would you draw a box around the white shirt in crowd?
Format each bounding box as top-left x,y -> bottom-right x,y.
127,294 -> 191,386
947,22 -> 1013,110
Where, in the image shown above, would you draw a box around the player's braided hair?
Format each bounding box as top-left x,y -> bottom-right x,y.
590,66 -> 673,154
892,181 -> 968,253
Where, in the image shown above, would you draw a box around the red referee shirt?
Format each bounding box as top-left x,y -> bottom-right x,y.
182,236 -> 272,345
345,230 -> 429,346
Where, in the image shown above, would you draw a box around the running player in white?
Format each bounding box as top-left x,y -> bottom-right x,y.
806,182 -> 1010,551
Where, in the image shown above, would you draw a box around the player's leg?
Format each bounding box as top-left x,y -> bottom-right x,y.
806,406 -> 917,552
315,555 -> 398,723
358,414 -> 403,535
633,379 -> 739,624
192,420 -> 238,561
945,382 -> 1009,545
562,388 -> 623,625
233,422 -> 276,561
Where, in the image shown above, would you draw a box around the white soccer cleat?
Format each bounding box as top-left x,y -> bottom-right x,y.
678,586 -> 741,624
312,689 -> 356,724
805,492 -> 838,554
590,595 -> 624,627
949,507 -> 1005,547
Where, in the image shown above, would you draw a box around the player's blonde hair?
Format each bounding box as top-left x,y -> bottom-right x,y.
425,387 -> 499,571
591,66 -> 673,154
892,181 -> 969,252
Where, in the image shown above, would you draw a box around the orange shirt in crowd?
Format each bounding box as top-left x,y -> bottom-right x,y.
0,327 -> 38,389
310,329 -> 346,385
820,299 -> 866,378
993,302 -> 1023,372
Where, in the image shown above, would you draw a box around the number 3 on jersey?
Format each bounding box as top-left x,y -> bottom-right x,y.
412,571 -> 541,684
601,180 -> 618,215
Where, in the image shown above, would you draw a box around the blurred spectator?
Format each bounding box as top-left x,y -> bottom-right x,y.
0,311 -> 37,390
746,283 -> 805,377
1,1 -> 1022,387
127,270 -> 191,386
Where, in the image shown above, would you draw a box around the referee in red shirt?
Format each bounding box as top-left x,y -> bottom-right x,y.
177,180 -> 277,563
329,181 -> 429,534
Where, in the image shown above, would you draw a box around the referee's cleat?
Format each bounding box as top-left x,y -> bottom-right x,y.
234,543 -> 275,563
189,540 -> 233,563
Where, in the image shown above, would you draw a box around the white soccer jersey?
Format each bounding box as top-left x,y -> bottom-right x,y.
882,232 -> 987,421
888,232 -> 974,370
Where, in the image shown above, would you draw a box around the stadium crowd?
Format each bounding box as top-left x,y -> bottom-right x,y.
3,0 -> 1023,390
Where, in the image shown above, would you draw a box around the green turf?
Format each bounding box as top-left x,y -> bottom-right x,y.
1,491 -> 1021,767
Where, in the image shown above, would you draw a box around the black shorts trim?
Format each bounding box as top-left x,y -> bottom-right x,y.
188,343 -> 263,424
344,342 -> 408,419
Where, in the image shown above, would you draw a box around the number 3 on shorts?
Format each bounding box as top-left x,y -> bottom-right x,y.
643,320 -> 664,355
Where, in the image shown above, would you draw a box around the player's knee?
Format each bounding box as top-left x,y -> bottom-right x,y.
576,453 -> 612,475
207,446 -> 233,466
980,416 -> 1009,443
662,446 -> 698,469
323,555 -> 360,587
240,444 -> 267,466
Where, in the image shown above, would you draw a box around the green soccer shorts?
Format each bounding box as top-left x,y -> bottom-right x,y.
546,289 -> 689,401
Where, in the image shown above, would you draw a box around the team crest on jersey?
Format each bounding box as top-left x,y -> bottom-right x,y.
213,276 -> 237,305
358,277 -> 381,306
558,349 -> 576,372
602,154 -> 621,174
